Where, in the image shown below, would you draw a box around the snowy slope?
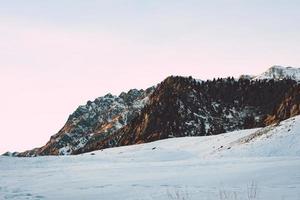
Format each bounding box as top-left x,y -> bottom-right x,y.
217,117 -> 300,157
254,65 -> 300,81
1,116 -> 300,200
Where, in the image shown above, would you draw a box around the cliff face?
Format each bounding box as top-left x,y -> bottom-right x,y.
265,86 -> 300,125
17,87 -> 154,156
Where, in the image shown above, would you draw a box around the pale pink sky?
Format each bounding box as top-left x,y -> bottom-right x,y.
0,1 -> 300,153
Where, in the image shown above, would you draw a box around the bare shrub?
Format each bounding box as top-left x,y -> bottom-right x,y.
247,181 -> 258,200
219,188 -> 238,200
167,188 -> 190,200
165,181 -> 259,200
218,181 -> 258,200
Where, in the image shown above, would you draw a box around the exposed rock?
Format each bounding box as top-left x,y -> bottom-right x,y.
16,87 -> 154,156
265,86 -> 300,125
108,77 -> 298,148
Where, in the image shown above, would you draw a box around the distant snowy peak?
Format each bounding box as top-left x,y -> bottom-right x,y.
253,65 -> 300,81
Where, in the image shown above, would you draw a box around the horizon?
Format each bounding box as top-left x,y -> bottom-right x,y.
1,0 -> 300,154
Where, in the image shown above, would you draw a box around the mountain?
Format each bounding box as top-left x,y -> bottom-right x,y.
14,87 -> 154,156
253,65 -> 300,80
85,76 -> 299,151
5,66 -> 300,157
239,65 -> 300,81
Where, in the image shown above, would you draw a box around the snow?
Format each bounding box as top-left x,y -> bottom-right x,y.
253,65 -> 300,81
58,145 -> 71,155
1,116 -> 300,199
217,117 -> 300,157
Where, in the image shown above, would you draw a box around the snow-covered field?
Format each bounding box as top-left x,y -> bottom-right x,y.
1,116 -> 300,200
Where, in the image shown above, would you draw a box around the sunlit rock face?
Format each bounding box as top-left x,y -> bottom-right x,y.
16,87 -> 155,156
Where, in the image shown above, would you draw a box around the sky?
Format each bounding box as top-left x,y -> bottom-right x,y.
0,0 -> 300,154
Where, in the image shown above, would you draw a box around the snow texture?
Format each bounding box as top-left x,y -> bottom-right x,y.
1,116 -> 300,199
254,65 -> 300,81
